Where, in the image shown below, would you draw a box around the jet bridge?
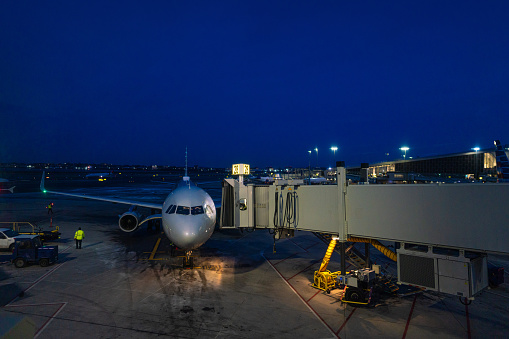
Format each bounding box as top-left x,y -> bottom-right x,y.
220,163 -> 509,299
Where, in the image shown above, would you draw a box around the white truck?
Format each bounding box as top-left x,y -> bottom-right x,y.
0,228 -> 23,251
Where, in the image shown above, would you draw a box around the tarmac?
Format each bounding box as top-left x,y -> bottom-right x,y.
1,191 -> 508,338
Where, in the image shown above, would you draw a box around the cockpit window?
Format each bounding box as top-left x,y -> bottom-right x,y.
205,205 -> 214,216
176,206 -> 190,215
165,204 -> 176,214
191,206 -> 204,215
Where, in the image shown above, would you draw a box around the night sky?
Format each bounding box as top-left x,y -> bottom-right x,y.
1,1 -> 508,168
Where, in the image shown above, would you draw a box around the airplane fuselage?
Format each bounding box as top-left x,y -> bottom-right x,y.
161,180 -> 216,250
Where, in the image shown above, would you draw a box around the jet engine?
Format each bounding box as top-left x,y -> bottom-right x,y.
119,211 -> 143,232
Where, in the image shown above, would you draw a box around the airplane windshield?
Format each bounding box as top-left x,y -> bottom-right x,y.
165,204 -> 176,214
191,206 -> 204,215
176,206 -> 190,215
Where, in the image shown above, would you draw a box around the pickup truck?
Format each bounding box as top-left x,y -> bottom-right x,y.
12,235 -> 58,268
0,228 -> 24,252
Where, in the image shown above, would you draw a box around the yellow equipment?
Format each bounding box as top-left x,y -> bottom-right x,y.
347,236 -> 397,262
2,222 -> 61,241
312,238 -> 342,292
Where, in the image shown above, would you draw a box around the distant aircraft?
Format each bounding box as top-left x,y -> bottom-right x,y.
494,140 -> 509,182
85,171 -> 114,179
0,178 -> 15,193
40,158 -> 216,264
0,186 -> 15,193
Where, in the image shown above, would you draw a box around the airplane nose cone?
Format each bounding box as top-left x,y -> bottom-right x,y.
164,217 -> 212,250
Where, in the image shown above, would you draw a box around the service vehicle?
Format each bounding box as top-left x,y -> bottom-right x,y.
11,222 -> 61,241
0,228 -> 23,252
11,235 -> 58,268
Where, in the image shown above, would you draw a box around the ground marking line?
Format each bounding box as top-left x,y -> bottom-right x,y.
402,294 -> 417,339
272,252 -> 299,266
288,238 -> 309,252
148,237 -> 161,260
465,302 -> 471,339
5,263 -> 65,306
33,302 -> 68,339
287,261 -> 319,281
304,242 -> 320,251
3,258 -> 69,338
263,253 -> 337,338
307,290 -> 321,303
336,307 -> 357,335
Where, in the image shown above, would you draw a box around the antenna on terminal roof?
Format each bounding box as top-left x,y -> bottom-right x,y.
184,147 -> 190,182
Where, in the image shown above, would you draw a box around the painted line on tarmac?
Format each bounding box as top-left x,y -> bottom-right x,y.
402,294 -> 417,339
149,237 -> 161,260
34,302 -> 67,338
6,263 -> 65,306
465,302 -> 471,339
287,261 -> 319,281
336,307 -> 357,336
287,238 -> 309,252
5,301 -> 68,338
272,252 -> 299,266
307,290 -> 321,303
263,252 -> 337,338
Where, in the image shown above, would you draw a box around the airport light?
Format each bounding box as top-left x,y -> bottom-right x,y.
472,147 -> 480,180
308,150 -> 312,182
315,148 -> 318,167
400,146 -> 409,159
330,146 -> 338,168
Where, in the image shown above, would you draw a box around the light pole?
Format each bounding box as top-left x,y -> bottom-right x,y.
315,148 -> 318,168
400,146 -> 409,159
308,150 -> 312,183
330,146 -> 338,167
472,147 -> 480,179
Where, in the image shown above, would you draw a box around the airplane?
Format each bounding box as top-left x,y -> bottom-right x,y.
494,140 -> 509,182
85,171 -> 114,179
40,159 -> 216,264
0,186 -> 15,193
0,178 -> 15,193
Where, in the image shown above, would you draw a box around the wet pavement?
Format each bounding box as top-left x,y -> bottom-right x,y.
1,190 -> 508,338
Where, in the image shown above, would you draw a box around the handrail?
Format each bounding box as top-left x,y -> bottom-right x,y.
0,221 -> 59,232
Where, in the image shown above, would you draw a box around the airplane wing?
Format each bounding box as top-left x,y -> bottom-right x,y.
40,172 -> 162,210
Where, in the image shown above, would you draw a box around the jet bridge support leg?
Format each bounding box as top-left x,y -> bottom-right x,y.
365,243 -> 370,268
341,242 -> 347,279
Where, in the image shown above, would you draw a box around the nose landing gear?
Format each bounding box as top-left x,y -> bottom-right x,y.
183,250 -> 194,268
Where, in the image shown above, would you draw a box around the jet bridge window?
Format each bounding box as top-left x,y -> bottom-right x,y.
191,206 -> 204,215
176,206 -> 190,215
165,204 -> 176,214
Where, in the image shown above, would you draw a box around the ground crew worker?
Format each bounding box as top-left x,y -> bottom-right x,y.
47,202 -> 53,215
74,227 -> 85,249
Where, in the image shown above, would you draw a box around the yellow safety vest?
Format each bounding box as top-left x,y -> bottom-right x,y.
75,230 -> 84,240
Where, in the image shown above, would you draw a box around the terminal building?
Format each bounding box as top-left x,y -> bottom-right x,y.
347,146 -> 508,182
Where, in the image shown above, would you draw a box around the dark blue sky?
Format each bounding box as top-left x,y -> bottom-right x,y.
1,1 -> 508,168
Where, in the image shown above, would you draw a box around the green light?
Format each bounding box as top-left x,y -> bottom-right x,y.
43,190 -> 47,193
